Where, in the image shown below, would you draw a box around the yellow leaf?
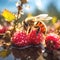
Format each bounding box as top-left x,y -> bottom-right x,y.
27,13 -> 33,18
52,16 -> 57,24
25,13 -> 34,21
2,9 -> 16,22
0,50 -> 10,58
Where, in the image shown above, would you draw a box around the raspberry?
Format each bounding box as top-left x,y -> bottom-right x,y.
45,33 -> 60,50
28,30 -> 44,45
0,25 -> 6,34
11,31 -> 30,47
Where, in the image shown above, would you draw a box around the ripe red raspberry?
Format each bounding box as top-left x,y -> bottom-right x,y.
45,33 -> 60,50
0,25 -> 7,34
28,30 -> 44,45
11,31 -> 30,47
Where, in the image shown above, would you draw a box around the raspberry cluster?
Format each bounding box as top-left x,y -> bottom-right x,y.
11,30 -> 43,47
